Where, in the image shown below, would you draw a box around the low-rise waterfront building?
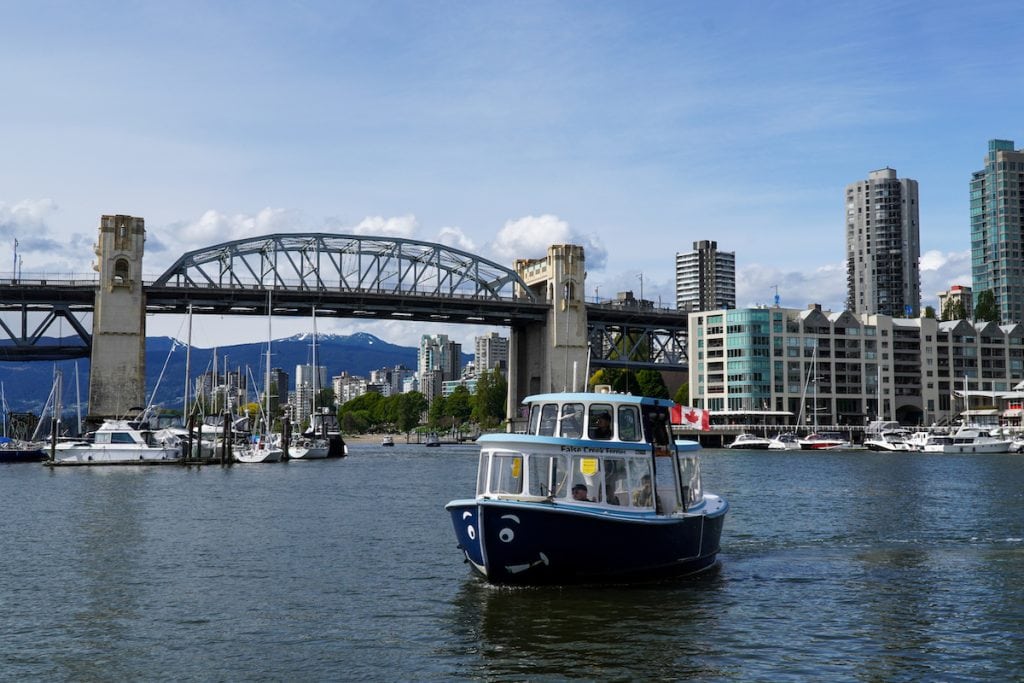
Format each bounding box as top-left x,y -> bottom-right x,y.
688,304 -> 1024,427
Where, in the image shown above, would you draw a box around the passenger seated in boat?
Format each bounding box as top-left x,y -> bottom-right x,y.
632,474 -> 653,507
590,412 -> 612,440
571,484 -> 591,502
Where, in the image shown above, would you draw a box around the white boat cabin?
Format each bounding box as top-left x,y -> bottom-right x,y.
476,393 -> 704,514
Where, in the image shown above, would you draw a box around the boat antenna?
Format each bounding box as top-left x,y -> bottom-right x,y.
585,342 -> 592,392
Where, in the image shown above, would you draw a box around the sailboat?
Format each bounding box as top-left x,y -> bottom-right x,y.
0,382 -> 46,462
235,291 -> 284,464
288,307 -> 330,460
796,344 -> 850,450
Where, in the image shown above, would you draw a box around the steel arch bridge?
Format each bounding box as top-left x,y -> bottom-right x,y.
152,233 -> 536,302
0,233 -> 689,370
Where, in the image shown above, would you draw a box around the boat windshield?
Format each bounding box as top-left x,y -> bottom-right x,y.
480,449 -> 656,509
525,399 -> 644,444
677,456 -> 703,509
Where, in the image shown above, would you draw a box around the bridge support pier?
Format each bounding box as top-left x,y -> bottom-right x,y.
87,215 -> 147,425
509,244 -> 588,427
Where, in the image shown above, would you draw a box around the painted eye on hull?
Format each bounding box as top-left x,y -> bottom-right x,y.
498,514 -> 521,543
467,525 -> 476,540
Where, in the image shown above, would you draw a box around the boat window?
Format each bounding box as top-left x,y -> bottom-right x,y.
111,432 -> 137,444
604,457 -> 628,505
489,453 -> 523,495
538,404 -> 559,436
527,404 -> 541,435
677,456 -> 703,509
625,459 -> 653,509
95,433 -> 112,445
617,406 -> 641,442
569,455 -> 602,502
528,453 -> 569,497
642,406 -> 673,454
559,403 -> 584,438
476,452 -> 489,496
588,403 -> 614,440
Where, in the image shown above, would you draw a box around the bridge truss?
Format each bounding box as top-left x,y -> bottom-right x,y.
0,234 -> 689,369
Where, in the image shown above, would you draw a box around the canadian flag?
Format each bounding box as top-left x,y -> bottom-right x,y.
670,405 -> 710,431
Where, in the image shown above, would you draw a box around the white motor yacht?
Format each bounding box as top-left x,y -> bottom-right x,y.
50,419 -> 181,465
726,433 -> 774,450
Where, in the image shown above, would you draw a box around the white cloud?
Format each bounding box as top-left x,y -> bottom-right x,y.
489,214 -> 607,270
350,214 -> 418,238
737,261 -> 848,311
0,199 -> 58,230
171,207 -> 297,247
436,226 -> 476,252
919,249 -> 971,303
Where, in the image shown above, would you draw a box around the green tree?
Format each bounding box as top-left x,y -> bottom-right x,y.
942,297 -> 966,321
635,369 -> 669,398
924,305 -> 936,319
673,383 -> 690,405
974,289 -> 1000,322
472,369 -> 508,426
393,392 -> 427,436
339,392 -> 384,432
447,385 -> 473,424
428,394 -> 448,428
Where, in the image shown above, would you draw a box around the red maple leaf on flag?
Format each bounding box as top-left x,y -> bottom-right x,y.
670,405 -> 709,430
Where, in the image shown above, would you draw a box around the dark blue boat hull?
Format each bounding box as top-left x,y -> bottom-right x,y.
446,499 -> 725,585
0,448 -> 46,463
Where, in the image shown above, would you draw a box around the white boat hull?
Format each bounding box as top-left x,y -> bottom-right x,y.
51,445 -> 180,464
287,440 -> 330,459
235,444 -> 284,463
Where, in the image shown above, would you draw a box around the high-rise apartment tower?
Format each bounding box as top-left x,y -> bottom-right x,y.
970,139 -> 1024,323
675,240 -> 736,313
845,168 -> 921,317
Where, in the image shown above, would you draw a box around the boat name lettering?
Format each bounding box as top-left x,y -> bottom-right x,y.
559,446 -> 630,454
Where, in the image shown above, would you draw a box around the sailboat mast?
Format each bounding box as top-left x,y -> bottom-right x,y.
311,306 -> 318,417
266,290 -> 273,434
184,303 -> 192,420
812,344 -> 818,431
74,362 -> 82,436
877,364 -> 882,422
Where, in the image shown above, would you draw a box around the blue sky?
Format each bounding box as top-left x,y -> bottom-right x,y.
2,1 -> 1022,348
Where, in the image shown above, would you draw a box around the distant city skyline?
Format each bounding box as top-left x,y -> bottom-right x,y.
3,2 -> 1020,347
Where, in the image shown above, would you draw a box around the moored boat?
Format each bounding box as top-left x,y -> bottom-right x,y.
918,425 -> 1012,454
768,432 -> 801,450
864,430 -> 912,452
798,431 -> 851,450
445,391 -> 728,585
49,419 -> 181,465
381,435 -> 395,447
287,436 -> 330,459
0,437 -> 46,463
424,433 -> 441,447
726,433 -> 773,450
235,434 -> 284,463
307,408 -> 348,457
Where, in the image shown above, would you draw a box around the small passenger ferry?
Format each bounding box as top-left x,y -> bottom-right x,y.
445,391 -> 728,585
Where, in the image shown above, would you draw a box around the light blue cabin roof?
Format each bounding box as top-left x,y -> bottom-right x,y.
523,392 -> 675,408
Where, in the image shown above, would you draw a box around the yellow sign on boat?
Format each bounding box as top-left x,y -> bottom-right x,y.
580,457 -> 598,476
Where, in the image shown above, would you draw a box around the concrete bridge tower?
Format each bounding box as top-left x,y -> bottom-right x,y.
88,214 -> 147,422
509,244 -> 588,423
